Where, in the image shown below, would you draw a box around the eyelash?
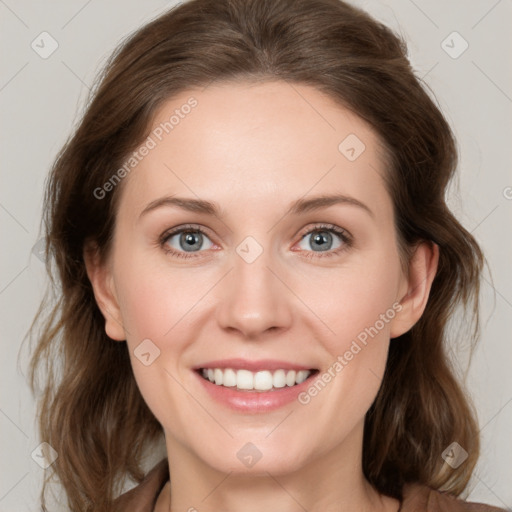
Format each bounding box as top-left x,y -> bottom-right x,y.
159,223 -> 353,260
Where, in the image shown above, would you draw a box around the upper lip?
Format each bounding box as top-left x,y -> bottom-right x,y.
193,358 -> 317,372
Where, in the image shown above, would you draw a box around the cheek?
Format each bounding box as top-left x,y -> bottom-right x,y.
295,262 -> 400,437
303,254 -> 401,352
112,261 -> 199,427
113,251 -> 202,341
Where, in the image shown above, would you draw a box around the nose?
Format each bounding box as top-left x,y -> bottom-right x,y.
215,244 -> 293,340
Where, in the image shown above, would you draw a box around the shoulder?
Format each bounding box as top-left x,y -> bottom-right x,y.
401,483 -> 508,512
112,458 -> 169,512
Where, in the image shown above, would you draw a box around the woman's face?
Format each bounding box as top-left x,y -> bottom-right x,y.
90,80 -> 427,476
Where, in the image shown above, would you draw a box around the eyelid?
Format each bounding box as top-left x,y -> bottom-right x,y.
295,223 -> 352,244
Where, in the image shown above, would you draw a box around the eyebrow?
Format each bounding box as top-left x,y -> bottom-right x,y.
139,193 -> 374,219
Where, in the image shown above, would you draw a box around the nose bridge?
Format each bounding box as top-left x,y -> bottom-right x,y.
215,234 -> 292,337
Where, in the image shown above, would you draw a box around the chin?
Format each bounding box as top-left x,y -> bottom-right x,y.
200,444 -> 308,476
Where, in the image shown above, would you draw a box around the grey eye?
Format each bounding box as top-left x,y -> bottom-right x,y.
297,229 -> 343,252
165,230 -> 214,253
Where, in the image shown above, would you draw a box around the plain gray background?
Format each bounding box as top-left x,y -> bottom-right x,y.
1,0 -> 511,510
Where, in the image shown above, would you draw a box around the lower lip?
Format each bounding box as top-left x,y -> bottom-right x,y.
193,369 -> 319,413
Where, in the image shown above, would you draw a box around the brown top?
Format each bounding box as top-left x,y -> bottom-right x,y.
112,458 -> 507,512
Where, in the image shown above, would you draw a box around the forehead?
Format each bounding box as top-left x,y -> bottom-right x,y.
117,80 -> 393,221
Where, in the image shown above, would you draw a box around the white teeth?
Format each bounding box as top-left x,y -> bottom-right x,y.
295,370 -> 310,384
237,369 -> 254,390
285,370 -> 296,386
200,367 -> 313,391
214,368 -> 223,385
223,368 -> 237,387
253,370 -> 272,391
272,369 -> 286,388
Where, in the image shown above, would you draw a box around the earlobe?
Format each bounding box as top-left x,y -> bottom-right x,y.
83,242 -> 126,341
390,242 -> 439,339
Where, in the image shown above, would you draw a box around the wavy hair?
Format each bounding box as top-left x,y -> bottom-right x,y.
27,0 -> 484,510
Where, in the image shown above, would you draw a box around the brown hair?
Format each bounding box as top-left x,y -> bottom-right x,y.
27,0 -> 484,510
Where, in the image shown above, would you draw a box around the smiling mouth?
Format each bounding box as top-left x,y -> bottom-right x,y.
195,367 -> 319,392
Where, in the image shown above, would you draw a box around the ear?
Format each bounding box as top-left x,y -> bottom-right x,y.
83,241 -> 126,341
390,241 -> 439,338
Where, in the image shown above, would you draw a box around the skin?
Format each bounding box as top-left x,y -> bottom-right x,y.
85,80 -> 438,512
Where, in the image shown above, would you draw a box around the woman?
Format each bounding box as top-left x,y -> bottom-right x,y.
28,0 -> 507,510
